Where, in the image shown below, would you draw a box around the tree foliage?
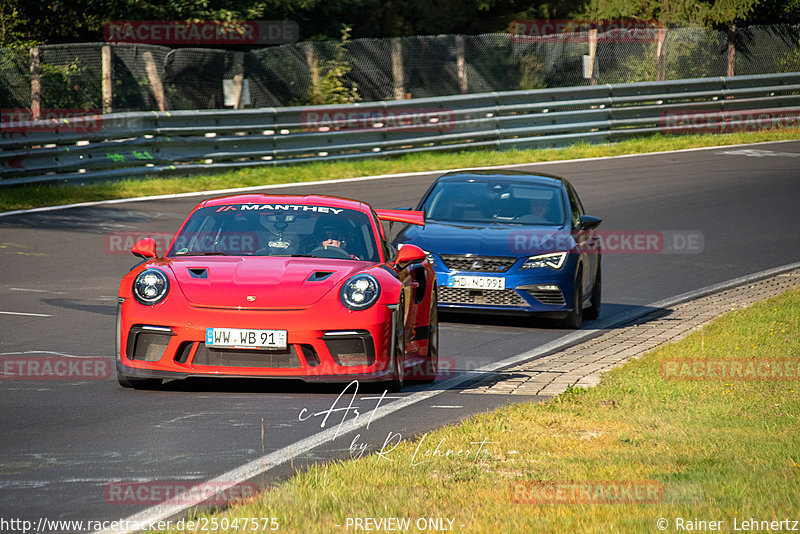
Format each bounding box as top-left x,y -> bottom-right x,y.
582,0 -> 800,26
1,0 -> 795,48
581,0 -> 800,65
302,26 -> 360,105
1,0 -> 589,46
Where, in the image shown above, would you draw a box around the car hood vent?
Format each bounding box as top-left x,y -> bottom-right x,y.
307,271 -> 334,281
188,268 -> 208,278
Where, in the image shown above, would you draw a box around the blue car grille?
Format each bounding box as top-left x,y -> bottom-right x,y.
439,286 -> 528,307
440,255 -> 517,273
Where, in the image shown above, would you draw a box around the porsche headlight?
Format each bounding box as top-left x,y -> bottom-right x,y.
340,274 -> 381,310
521,252 -> 567,270
133,268 -> 170,305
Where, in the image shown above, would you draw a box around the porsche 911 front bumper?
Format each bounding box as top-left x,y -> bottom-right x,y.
116,299 -> 397,382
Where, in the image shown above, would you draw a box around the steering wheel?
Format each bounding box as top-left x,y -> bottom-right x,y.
310,245 -> 352,259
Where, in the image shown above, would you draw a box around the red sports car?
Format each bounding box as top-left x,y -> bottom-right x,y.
116,194 -> 438,391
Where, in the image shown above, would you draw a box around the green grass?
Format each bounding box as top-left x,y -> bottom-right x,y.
165,287 -> 800,533
2,128 -> 799,213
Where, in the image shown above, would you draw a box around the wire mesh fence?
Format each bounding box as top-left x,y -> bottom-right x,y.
1,25 -> 798,113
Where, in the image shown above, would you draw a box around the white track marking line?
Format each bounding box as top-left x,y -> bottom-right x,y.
0,311 -> 52,317
9,287 -> 69,295
95,260 -> 800,534
0,351 -> 104,358
3,139 -> 797,219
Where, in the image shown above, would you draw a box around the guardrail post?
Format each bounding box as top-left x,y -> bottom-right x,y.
29,47 -> 41,120
102,45 -> 113,114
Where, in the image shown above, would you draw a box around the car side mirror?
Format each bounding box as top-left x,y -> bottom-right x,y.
132,238 -> 158,259
393,244 -> 426,266
579,215 -> 602,231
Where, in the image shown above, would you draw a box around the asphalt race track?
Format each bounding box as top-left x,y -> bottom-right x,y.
1,140 -> 799,530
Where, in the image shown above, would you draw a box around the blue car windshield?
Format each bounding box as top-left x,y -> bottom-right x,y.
422,180 -> 567,226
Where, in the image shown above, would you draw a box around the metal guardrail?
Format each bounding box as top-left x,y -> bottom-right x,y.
2,73 -> 799,187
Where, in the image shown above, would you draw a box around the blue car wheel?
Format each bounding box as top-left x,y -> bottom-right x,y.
583,262 -> 601,321
558,270 -> 583,329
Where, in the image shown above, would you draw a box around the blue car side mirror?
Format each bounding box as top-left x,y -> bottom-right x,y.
579,215 -> 602,231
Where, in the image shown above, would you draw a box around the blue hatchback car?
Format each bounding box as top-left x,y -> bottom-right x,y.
394,170 -> 602,328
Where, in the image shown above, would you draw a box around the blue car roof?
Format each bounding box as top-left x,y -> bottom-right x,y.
435,170 -> 569,187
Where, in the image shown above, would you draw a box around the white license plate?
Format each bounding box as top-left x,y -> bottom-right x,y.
205,328 -> 287,350
449,275 -> 506,290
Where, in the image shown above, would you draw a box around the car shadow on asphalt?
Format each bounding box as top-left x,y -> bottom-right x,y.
439,302 -> 663,330
42,298 -> 116,316
153,378 -> 385,395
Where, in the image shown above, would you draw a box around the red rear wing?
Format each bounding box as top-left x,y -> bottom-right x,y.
375,209 -> 425,226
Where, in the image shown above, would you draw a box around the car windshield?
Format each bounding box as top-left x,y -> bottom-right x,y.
422,180 -> 567,226
167,204 -> 380,261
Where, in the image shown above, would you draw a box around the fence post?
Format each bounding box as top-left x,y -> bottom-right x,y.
142,50 -> 167,111
30,47 -> 41,119
304,43 -> 318,88
102,45 -> 113,114
456,35 -> 467,94
656,27 -> 667,81
588,29 -> 598,85
232,52 -> 245,110
391,38 -> 404,100
726,25 -> 736,77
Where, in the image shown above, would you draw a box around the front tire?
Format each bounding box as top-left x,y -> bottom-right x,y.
412,290 -> 439,383
558,271 -> 583,329
387,295 -> 406,392
583,263 -> 601,320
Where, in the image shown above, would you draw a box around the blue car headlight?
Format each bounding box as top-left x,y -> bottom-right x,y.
133,268 -> 170,305
340,274 -> 381,310
521,252 -> 567,270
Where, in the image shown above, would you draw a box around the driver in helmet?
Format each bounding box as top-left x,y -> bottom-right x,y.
314,221 -> 360,259
320,224 -> 345,250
